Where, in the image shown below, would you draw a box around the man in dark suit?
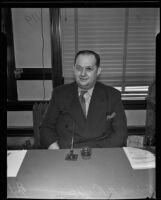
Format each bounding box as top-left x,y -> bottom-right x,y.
40,50 -> 127,149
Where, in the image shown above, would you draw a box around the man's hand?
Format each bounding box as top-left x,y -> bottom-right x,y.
48,142 -> 60,149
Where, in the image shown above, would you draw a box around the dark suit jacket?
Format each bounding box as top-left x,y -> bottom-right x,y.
40,81 -> 127,148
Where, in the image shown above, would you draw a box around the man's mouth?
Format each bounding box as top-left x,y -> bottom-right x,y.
79,77 -> 88,81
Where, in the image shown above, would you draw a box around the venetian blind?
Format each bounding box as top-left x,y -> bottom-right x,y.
61,8 -> 76,84
125,8 -> 159,87
61,8 -> 159,95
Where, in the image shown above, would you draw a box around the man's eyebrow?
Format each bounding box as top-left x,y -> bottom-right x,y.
86,66 -> 94,68
75,65 -> 94,68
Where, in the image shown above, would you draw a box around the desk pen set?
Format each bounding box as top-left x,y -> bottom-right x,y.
65,136 -> 92,161
65,136 -> 78,161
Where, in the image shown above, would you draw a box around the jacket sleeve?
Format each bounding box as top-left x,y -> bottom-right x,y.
105,91 -> 127,147
39,89 -> 60,148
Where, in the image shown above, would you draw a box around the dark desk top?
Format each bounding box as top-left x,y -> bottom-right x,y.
7,148 -> 155,199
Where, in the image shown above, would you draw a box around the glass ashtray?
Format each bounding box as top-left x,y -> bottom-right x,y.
80,147 -> 92,159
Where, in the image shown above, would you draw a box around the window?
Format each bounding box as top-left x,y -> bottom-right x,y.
6,8 -> 63,102
61,8 -> 159,99
11,8 -> 52,101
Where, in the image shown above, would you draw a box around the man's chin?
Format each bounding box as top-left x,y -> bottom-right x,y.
78,82 -> 90,89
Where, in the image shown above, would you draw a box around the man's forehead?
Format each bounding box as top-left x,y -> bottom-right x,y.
75,54 -> 96,64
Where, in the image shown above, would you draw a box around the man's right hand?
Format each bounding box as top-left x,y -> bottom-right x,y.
48,142 -> 60,149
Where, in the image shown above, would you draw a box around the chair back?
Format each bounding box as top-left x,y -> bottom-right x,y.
33,102 -> 48,148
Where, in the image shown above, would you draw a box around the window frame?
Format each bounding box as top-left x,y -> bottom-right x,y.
4,8 -> 18,101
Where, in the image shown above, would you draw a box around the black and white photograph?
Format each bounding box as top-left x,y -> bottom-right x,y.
4,2 -> 159,199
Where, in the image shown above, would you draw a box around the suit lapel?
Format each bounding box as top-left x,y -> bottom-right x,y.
86,82 -> 108,136
87,82 -> 107,119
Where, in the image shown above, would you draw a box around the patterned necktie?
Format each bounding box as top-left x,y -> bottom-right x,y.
79,91 -> 87,117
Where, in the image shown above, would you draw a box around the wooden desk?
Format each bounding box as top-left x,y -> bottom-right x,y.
7,148 -> 155,199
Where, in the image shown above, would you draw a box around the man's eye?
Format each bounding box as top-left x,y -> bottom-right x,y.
86,67 -> 93,71
76,66 -> 82,71
75,65 -> 94,71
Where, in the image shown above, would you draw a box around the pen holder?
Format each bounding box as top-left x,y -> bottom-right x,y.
65,150 -> 78,161
81,147 -> 92,159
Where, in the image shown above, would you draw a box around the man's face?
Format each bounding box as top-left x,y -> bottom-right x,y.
73,54 -> 101,90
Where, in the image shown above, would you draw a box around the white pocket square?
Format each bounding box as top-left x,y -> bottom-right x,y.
106,112 -> 116,120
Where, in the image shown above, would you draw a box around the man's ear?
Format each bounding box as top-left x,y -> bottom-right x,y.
97,67 -> 102,76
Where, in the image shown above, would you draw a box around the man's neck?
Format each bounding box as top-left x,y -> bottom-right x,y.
78,86 -> 94,96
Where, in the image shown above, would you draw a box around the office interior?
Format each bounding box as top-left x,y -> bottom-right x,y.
3,8 -> 158,149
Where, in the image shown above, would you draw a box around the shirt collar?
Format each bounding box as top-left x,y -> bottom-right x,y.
78,86 -> 94,97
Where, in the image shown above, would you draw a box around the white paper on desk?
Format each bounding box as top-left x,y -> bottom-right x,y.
123,147 -> 155,170
7,150 -> 27,177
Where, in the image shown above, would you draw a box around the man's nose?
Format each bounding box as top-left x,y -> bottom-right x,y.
80,67 -> 86,76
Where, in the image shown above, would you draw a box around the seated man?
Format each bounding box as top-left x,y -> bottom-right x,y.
40,50 -> 127,149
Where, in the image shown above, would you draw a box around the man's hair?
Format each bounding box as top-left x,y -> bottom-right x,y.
74,50 -> 100,67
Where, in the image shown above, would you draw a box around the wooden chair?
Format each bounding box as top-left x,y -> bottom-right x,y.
32,102 -> 48,148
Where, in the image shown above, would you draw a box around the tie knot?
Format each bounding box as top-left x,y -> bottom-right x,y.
80,90 -> 87,97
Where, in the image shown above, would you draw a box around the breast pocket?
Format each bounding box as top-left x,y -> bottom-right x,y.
104,111 -> 116,130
